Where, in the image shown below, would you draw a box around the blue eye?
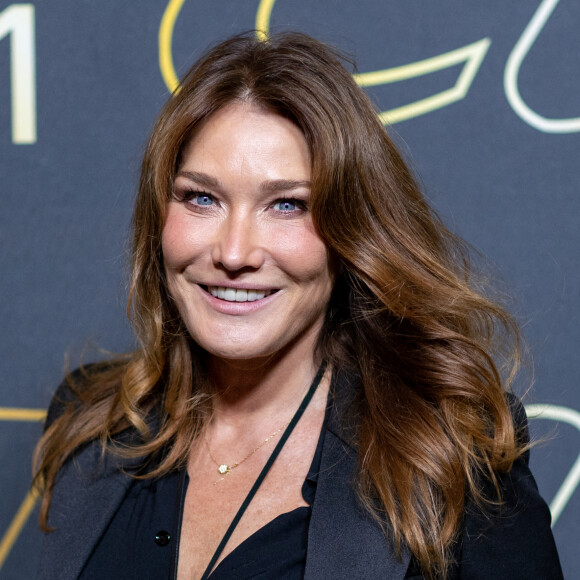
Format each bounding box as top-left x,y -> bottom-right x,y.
274,200 -> 298,212
192,194 -> 213,206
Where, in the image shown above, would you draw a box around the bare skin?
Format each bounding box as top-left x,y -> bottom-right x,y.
177,357 -> 330,579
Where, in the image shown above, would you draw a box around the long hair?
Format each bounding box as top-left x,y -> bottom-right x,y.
34,31 -> 523,577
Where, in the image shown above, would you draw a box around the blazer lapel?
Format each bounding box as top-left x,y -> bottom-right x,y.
37,440 -> 137,580
304,371 -> 410,579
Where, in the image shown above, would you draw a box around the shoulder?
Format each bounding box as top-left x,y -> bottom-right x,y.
45,367 -> 88,430
456,394 -> 563,579
45,362 -> 125,430
506,392 -> 529,446
325,373 -> 562,578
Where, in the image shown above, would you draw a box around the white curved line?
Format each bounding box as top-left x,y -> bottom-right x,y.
525,404 -> 580,525
504,0 -> 580,133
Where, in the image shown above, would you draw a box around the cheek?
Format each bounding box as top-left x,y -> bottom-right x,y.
161,208 -> 203,269
274,226 -> 334,287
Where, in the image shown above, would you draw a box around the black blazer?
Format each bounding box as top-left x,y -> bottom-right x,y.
37,371 -> 563,579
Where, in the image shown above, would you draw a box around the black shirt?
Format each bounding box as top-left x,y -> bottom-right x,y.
80,417 -> 326,580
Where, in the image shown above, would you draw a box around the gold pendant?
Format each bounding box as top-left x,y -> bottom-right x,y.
218,464 -> 231,475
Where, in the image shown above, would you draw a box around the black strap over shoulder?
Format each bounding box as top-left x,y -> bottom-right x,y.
200,360 -> 327,580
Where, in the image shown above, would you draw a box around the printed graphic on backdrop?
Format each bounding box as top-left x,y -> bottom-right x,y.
0,3 -> 36,143
504,0 -> 580,133
161,0 -> 580,131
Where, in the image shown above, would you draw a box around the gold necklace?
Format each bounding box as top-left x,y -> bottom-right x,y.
204,422 -> 290,484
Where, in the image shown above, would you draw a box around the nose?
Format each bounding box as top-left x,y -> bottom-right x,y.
211,211 -> 265,272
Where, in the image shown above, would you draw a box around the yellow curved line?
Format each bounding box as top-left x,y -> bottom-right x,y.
159,0 -> 187,93
0,489 -> 39,570
255,0 -> 489,124
0,407 -> 46,421
354,37 -> 491,125
255,0 -> 276,41
160,0 -> 274,92
163,0 -> 488,124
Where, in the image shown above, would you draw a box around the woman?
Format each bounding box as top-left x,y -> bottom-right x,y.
34,32 -> 562,579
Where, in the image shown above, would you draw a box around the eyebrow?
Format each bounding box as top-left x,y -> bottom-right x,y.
176,171 -> 222,190
260,179 -> 311,194
176,171 -> 310,194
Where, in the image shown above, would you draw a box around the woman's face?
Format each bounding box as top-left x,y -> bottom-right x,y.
162,102 -> 335,363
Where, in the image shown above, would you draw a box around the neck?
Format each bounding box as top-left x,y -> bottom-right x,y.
206,333 -> 324,425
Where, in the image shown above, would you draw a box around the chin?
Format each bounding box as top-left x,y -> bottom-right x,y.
184,313 -> 325,365
190,332 -> 278,362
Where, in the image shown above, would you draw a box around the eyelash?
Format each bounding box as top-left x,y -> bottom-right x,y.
177,189 -> 214,204
272,197 -> 307,214
176,189 -> 307,215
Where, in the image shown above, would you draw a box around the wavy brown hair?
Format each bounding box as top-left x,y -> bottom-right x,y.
34,31 -> 524,578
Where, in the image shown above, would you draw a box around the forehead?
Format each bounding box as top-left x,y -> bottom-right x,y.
178,102 -> 311,180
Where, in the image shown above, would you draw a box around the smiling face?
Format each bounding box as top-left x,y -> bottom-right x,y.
161,102 -> 335,364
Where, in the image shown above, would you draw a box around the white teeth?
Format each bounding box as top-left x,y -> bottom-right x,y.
208,286 -> 270,302
235,289 -> 247,302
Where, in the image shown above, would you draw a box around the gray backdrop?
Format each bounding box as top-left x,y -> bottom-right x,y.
1,1 -> 578,577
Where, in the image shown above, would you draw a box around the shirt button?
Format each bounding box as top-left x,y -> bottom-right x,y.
155,530 -> 171,546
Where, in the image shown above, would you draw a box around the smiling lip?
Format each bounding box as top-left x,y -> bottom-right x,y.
198,284 -> 279,313
205,285 -> 276,303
